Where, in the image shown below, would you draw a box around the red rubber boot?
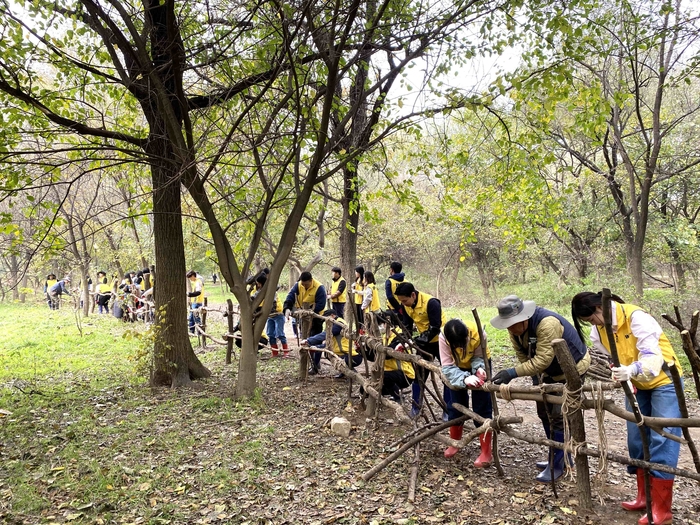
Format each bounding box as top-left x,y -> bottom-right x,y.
282,343 -> 292,358
622,470 -> 646,511
270,344 -> 279,357
474,431 -> 493,468
444,425 -> 463,458
638,477 -> 673,525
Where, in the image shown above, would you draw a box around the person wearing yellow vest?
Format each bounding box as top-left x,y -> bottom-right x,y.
44,273 -> 57,309
384,261 -> 406,314
255,274 -> 291,358
439,319 -> 492,465
96,271 -> 112,314
186,270 -> 204,335
572,292 -> 682,525
350,266 -> 365,326
381,327 -> 415,401
329,267 -> 347,318
304,309 -> 362,376
361,271 -> 381,314
283,271 -> 327,342
394,282 -> 447,418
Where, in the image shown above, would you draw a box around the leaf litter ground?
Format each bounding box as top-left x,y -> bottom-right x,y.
2,342 -> 700,525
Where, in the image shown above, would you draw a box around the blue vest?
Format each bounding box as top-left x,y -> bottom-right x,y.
519,306 -> 587,379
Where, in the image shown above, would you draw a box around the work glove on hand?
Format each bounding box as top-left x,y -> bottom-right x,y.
611,364 -> 637,382
414,331 -> 431,348
284,309 -> 292,321
395,343 -> 405,353
464,374 -> 484,388
492,368 -> 517,385
474,368 -> 487,382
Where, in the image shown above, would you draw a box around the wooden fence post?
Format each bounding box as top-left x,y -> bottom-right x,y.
552,338 -> 592,510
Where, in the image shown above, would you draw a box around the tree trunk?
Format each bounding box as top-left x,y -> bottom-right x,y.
148,140 -> 210,388
20,273 -> 27,303
339,163 -> 360,276
9,254 -> 19,301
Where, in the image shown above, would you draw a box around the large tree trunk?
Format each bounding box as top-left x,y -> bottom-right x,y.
148,140 -> 210,388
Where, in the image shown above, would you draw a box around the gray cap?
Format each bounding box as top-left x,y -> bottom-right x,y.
490,295 -> 536,329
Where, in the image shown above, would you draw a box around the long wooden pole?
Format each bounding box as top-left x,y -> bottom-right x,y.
601,288 -> 652,524
472,307 -> 504,476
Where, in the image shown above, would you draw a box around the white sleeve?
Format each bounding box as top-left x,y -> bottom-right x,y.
629,310 -> 665,380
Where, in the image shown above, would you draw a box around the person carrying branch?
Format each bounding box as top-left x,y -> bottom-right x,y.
440,319 -> 492,466
328,267 -> 347,318
394,282 -> 447,418
48,276 -> 71,310
571,291 -> 682,525
490,295 -> 590,483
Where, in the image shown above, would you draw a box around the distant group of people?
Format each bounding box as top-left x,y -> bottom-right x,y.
43,269 -> 154,319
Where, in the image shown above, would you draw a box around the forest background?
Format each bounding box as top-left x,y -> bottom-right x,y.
0,0 -> 699,394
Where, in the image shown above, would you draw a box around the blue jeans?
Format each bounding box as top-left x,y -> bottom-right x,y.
626,382 -> 682,479
266,315 -> 287,345
189,302 -> 202,333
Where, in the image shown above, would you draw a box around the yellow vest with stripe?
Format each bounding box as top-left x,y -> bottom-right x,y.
296,278 -> 322,310
404,291 -> 445,343
354,279 -> 364,305
596,303 -> 681,390
448,320 -> 491,369
328,318 -> 356,356
331,277 -> 347,303
190,277 -> 204,303
383,330 -> 415,379
386,277 -> 401,310
365,283 -> 381,312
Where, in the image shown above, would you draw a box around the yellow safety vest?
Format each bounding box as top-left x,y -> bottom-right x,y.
383,330 -> 415,379
596,303 -> 681,390
365,283 -> 381,312
328,319 -> 356,356
404,291 -> 445,343
331,277 -> 347,303
386,277 -> 401,310
190,277 -> 204,303
296,278 -> 322,311
447,320 -> 491,369
98,282 -> 112,294
354,279 -> 364,305
46,279 -> 57,291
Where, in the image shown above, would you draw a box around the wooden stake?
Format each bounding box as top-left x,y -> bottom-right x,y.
552,339 -> 591,509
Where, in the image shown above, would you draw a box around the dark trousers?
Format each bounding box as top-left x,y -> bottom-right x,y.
332,302 -> 345,318
383,370 -> 412,399
534,376 -> 564,433
355,304 -> 364,326
447,387 -> 493,425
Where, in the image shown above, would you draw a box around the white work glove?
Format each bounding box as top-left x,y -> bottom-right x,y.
395,343 -> 405,353
284,309 -> 291,321
464,374 -> 484,388
474,368 -> 487,382
611,364 -> 636,382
